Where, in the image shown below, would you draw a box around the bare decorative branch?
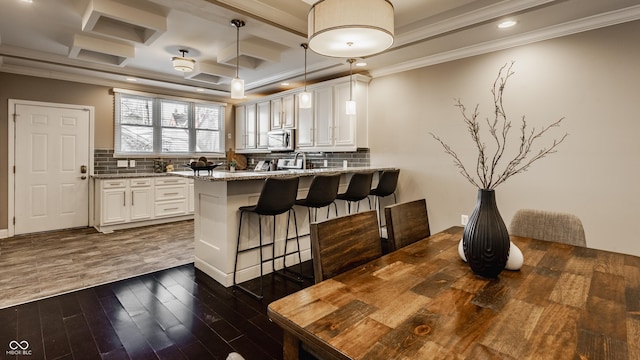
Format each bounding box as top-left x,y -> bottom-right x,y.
430,62 -> 568,189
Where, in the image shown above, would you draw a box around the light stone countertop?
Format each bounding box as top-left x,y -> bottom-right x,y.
92,166 -> 396,181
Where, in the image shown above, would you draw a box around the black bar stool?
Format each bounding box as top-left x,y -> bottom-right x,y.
295,173 -> 341,224
369,169 -> 400,222
336,171 -> 374,214
233,176 -> 303,300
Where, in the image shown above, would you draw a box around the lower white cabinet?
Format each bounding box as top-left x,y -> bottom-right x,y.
154,177 -> 188,217
94,176 -> 193,233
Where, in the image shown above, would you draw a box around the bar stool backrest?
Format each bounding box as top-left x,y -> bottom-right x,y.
303,174 -> 341,208
341,172 -> 374,201
254,176 -> 300,215
371,169 -> 400,197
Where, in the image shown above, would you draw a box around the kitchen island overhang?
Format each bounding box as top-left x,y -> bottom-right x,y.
173,167 -> 396,287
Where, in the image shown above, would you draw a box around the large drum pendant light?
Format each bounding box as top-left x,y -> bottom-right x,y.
308,0 -> 394,58
230,19 -> 245,99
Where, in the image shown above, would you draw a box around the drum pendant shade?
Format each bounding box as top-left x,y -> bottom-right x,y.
308,0 -> 394,58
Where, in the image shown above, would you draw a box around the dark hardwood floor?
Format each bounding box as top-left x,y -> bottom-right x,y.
0,262 -> 316,360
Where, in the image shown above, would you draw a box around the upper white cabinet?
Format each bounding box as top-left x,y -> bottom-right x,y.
257,101 -> 270,149
297,75 -> 369,151
271,94 -> 295,129
235,105 -> 246,150
235,104 -> 257,152
234,74 -> 370,153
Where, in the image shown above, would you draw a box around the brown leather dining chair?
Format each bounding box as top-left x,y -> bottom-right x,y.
384,199 -> 430,252
309,210 -> 382,284
509,208 -> 586,247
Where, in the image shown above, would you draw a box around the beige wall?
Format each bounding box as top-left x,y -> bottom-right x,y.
369,20 -> 640,256
0,74 -> 233,229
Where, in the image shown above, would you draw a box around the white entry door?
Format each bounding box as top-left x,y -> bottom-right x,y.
14,103 -> 90,234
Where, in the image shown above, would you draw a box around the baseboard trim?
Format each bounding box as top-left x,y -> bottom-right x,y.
0,229 -> 8,238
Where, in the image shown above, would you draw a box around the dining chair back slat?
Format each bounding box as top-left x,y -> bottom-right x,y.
384,199 -> 430,252
310,210 -> 382,283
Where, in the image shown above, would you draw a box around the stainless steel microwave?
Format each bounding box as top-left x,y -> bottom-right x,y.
267,129 -> 295,151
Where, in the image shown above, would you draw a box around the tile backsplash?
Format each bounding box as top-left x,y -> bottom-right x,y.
93,149 -> 370,174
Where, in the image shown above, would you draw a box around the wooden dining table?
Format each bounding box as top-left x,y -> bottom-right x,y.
267,226 -> 640,359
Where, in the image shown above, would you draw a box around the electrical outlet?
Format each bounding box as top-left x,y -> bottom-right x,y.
129,160 -> 136,167
323,160 -> 328,167
343,160 -> 348,168
461,215 -> 469,226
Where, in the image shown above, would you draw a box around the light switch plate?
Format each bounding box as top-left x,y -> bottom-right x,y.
117,160 -> 128,167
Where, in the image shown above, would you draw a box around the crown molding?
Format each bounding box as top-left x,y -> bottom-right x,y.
371,5 -> 640,78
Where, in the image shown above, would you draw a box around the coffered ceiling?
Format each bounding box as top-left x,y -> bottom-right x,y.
1,0 -> 639,100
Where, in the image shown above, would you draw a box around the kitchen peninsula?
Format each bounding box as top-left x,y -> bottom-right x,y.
181,166 -> 395,287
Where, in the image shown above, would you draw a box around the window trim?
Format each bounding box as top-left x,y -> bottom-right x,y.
113,88 -> 226,157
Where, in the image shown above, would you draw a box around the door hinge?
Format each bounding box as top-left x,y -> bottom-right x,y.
13,217 -> 16,225
13,165 -> 16,174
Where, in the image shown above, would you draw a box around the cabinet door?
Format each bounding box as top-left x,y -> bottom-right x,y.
333,83 -> 357,147
188,181 -> 194,213
245,104 -> 257,149
271,98 -> 282,129
130,187 -> 153,221
235,105 -> 246,150
296,92 -> 314,148
282,94 -> 295,128
257,101 -> 270,148
314,87 -> 333,147
102,188 -> 127,224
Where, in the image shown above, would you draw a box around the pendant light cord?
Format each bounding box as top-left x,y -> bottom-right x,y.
302,43 -> 308,91
235,24 -> 239,78
347,58 -> 355,101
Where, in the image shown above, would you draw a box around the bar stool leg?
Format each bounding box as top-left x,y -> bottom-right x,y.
233,211 -> 244,287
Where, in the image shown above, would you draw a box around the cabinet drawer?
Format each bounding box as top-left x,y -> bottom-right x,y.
155,185 -> 186,201
155,177 -> 187,186
102,179 -> 127,189
155,200 -> 187,217
129,178 -> 152,187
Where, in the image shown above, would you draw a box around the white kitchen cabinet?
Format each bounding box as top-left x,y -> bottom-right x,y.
271,94 -> 295,129
129,178 -> 154,221
154,177 -> 188,217
235,104 -> 258,152
333,82 -> 357,148
296,92 -> 314,148
313,86 -> 334,148
188,179 -> 195,213
94,176 -> 193,233
235,105 -> 246,150
97,178 -> 152,226
257,101 -> 270,149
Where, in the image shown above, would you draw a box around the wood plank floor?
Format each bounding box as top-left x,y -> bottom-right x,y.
0,222 -> 316,360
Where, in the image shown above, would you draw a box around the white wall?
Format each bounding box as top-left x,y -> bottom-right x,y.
369,20 -> 640,256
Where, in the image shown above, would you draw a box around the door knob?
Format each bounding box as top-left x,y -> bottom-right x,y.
80,176 -> 87,180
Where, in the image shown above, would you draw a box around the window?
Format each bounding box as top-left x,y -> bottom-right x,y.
114,89 -> 225,156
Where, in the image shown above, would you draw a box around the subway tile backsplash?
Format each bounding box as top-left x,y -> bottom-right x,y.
93,149 -> 370,174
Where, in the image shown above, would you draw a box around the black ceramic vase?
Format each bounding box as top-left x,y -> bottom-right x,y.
462,189 -> 510,278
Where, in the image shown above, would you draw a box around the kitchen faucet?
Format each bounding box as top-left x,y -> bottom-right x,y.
293,151 -> 306,169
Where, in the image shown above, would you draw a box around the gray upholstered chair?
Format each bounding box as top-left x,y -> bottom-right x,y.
509,209 -> 586,247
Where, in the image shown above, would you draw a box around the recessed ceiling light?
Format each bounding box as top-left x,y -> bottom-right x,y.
355,62 -> 367,67
125,77 -> 137,82
281,82 -> 290,86
196,88 -> 205,92
20,0 -> 33,3
498,20 -> 518,29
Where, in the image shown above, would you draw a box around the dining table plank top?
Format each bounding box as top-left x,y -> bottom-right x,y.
267,226 -> 640,360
